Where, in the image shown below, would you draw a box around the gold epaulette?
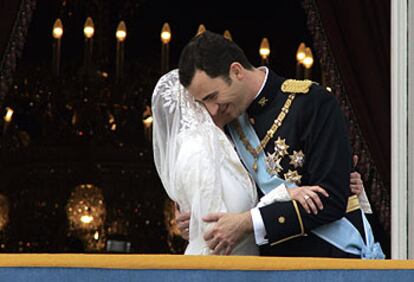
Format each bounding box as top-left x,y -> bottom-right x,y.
281,79 -> 313,94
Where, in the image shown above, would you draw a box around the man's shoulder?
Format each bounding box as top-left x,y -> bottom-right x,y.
280,79 -> 336,104
280,79 -> 313,94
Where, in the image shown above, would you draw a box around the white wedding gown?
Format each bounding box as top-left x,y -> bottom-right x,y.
152,69 -> 258,256
175,125 -> 259,255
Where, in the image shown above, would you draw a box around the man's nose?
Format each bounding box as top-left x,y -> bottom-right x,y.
205,103 -> 219,116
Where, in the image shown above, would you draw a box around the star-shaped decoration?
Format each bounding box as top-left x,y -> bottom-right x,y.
265,152 -> 283,176
289,150 -> 305,168
258,97 -> 269,107
284,169 -> 302,185
274,137 -> 289,157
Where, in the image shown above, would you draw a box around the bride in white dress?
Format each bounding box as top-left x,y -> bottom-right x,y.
152,69 -> 258,255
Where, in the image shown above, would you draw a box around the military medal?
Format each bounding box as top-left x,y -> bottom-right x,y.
274,137 -> 289,157
265,152 -> 283,176
289,150 -> 305,168
258,97 -> 268,107
284,169 -> 302,184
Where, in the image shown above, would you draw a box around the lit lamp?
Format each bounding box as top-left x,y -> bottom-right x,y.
295,42 -> 306,79
116,21 -> 127,83
196,24 -> 206,36
3,107 -> 14,135
259,37 -> 270,66
66,184 -> 106,251
303,47 -> 314,79
160,22 -> 171,74
143,116 -> 153,141
108,113 -> 116,131
223,30 -> 232,41
142,105 -> 153,141
3,107 -> 13,123
52,18 -> 63,77
83,17 -> 95,70
66,184 -> 106,231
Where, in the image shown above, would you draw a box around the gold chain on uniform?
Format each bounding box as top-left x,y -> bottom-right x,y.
233,93 -> 296,171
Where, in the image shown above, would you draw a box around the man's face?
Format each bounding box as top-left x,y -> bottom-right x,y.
187,70 -> 246,127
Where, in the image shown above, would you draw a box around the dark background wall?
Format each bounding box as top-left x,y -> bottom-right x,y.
0,0 -> 317,253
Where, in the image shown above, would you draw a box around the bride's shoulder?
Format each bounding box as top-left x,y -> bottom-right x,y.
176,127 -> 218,160
177,128 -> 205,148
177,126 -> 214,145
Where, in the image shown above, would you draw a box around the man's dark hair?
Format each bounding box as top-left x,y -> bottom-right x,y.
178,30 -> 253,87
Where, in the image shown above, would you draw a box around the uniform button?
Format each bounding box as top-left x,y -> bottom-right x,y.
278,216 -> 286,224
249,118 -> 255,125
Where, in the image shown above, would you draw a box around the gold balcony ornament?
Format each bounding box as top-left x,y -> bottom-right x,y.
296,42 -> 306,63
52,18 -> 63,39
66,184 -> 106,231
303,47 -> 314,69
223,30 -> 232,41
3,107 -> 14,123
116,21 -> 127,42
259,37 -> 270,60
0,194 -> 9,231
196,24 -> 206,36
83,17 -> 95,39
161,22 -> 171,44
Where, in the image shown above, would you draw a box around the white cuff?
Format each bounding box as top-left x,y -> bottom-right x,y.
251,184 -> 291,246
250,207 -> 268,245
257,183 -> 291,207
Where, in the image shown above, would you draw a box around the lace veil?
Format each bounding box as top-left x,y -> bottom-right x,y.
152,70 -> 259,255
152,69 -> 217,205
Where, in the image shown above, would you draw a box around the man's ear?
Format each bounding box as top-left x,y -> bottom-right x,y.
229,62 -> 244,80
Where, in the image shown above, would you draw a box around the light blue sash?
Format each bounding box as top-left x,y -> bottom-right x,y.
228,113 -> 385,259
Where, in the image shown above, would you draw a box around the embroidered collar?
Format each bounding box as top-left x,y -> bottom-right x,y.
247,69 -> 285,116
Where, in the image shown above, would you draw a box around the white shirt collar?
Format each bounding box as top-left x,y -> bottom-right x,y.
254,66 -> 269,100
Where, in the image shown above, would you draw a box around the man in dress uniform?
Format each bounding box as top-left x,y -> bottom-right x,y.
177,31 -> 383,258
